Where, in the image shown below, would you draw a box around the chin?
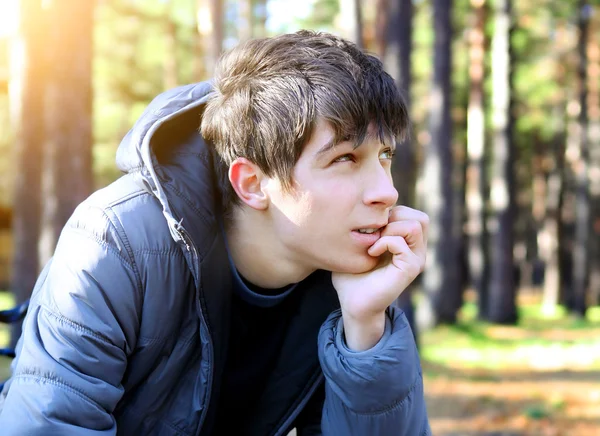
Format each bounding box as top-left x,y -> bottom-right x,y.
325,253 -> 379,275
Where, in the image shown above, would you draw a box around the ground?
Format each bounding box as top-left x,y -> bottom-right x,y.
425,364 -> 600,435
421,292 -> 600,435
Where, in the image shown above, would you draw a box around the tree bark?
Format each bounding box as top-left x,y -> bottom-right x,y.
197,0 -> 224,78
418,0 -> 460,328
376,0 -> 418,342
587,12 -> 600,307
38,0 -> 94,266
540,22 -> 569,315
561,90 -> 578,308
352,0 -> 364,49
8,0 -> 46,346
465,0 -> 490,319
164,0 -> 179,90
254,0 -> 268,38
570,0 -> 591,317
486,0 -> 517,324
528,141 -> 546,288
238,0 -> 254,42
379,0 -> 414,205
541,129 -> 566,314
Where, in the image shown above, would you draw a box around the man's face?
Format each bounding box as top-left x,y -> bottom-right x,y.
265,120 -> 398,274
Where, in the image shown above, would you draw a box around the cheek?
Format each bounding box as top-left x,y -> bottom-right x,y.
316,180 -> 358,213
284,191 -> 314,227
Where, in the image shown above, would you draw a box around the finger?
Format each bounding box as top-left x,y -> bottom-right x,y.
368,234 -> 410,258
388,206 -> 429,245
380,220 -> 426,257
368,235 -> 424,273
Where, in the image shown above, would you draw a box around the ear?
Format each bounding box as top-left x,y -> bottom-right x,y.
228,157 -> 269,210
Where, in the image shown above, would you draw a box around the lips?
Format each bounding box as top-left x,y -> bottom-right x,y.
357,228 -> 379,234
351,226 -> 385,246
353,223 -> 387,234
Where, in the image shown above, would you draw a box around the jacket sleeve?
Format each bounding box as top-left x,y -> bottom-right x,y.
0,205 -> 142,435
317,306 -> 431,436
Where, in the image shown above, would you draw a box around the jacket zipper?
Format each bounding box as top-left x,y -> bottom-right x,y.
176,226 -> 215,436
272,371 -> 324,436
179,224 -> 323,436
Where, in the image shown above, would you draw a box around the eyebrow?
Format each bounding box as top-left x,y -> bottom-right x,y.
316,132 -> 396,156
316,138 -> 338,156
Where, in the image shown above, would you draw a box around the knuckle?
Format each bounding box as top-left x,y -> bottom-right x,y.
407,221 -> 421,237
390,205 -> 407,217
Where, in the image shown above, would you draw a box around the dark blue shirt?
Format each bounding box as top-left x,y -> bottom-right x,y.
213,235 -> 299,433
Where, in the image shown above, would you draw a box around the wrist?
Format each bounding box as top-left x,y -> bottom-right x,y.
341,310 -> 386,352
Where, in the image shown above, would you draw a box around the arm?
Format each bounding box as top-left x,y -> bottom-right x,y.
0,205 -> 141,435
318,206 -> 431,435
294,305 -> 430,436
317,306 -> 430,436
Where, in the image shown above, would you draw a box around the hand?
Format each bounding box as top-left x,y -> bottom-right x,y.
332,206 -> 428,350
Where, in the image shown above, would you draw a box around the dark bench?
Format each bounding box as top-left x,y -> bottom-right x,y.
0,299 -> 29,390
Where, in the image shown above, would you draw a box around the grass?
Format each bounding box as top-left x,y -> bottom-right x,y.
421,294 -> 600,434
0,291 -> 14,347
0,291 -> 15,381
421,296 -> 600,372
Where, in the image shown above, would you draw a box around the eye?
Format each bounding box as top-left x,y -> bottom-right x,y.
333,153 -> 355,163
379,148 -> 395,160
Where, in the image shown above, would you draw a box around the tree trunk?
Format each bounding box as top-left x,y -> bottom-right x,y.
561,94 -> 578,307
192,0 -> 205,81
541,129 -> 566,314
8,0 -> 46,347
352,0 -> 364,49
529,140 -> 546,288
486,0 -> 517,324
164,0 -> 179,90
238,0 -> 254,42
39,0 -> 94,266
374,0 -> 388,58
418,0 -> 459,328
465,0 -> 490,319
587,13 -> 600,307
377,0 -> 418,343
254,0 -> 268,38
378,0 -> 414,206
197,0 -> 224,78
541,23 -> 569,315
570,0 -> 591,317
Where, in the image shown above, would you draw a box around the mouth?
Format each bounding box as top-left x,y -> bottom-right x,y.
351,224 -> 386,246
353,222 -> 387,234
355,228 -> 381,235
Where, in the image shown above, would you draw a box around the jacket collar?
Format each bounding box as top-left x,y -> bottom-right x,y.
115,81 -> 219,257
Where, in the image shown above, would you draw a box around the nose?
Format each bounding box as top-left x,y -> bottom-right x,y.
363,164 -> 398,208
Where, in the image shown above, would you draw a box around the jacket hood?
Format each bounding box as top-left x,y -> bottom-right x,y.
115,81 -> 217,248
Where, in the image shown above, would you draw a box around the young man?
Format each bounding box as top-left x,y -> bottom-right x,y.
0,31 -> 431,435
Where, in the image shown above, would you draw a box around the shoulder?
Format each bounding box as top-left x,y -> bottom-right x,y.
42,173 -> 193,346
66,173 -> 178,259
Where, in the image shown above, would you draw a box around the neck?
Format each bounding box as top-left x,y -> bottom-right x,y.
225,206 -> 314,288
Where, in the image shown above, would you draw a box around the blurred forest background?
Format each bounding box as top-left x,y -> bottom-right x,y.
1,0 -> 600,434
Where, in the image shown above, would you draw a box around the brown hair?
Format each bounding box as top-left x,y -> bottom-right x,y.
200,30 -> 409,210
